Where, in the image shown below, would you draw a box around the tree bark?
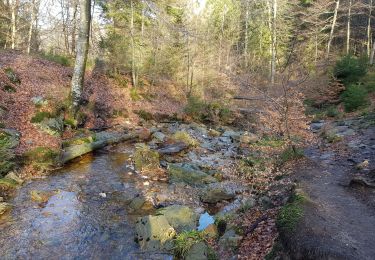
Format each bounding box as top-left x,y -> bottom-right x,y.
370,41 -> 375,64
368,0 -> 373,57
71,0 -> 78,55
270,0 -> 277,85
327,0 -> 340,58
27,0 -> 38,54
130,0 -> 137,88
346,0 -> 352,54
10,0 -> 17,49
70,0 -> 91,116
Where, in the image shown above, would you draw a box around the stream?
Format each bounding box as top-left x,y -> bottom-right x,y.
0,143 -> 173,259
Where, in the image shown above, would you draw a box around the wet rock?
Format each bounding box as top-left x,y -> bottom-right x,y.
30,190 -> 53,203
137,128 -> 152,141
356,160 -> 369,170
222,130 -> 241,141
200,186 -> 235,204
185,241 -> 209,260
157,142 -> 188,155
239,132 -> 259,144
134,144 -> 160,173
129,196 -> 154,211
157,205 -> 198,232
219,229 -> 243,250
202,224 -> 218,238
168,163 -> 217,186
0,202 -> 12,215
310,121 -> 325,132
215,197 -> 256,219
208,129 -> 221,137
152,132 -> 166,142
259,196 -> 274,209
350,176 -> 375,188
135,215 -> 176,251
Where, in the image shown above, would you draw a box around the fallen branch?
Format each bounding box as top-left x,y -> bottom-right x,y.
244,214 -> 268,236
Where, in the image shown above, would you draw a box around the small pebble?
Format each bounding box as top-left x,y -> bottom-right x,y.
99,193 -> 107,198
143,181 -> 150,186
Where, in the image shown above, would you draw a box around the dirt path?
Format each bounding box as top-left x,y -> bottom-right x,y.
283,121 -> 375,259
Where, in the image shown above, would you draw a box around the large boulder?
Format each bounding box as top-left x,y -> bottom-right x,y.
168,163 -> 217,186
157,142 -> 188,155
135,215 -> 176,251
157,205 -> 198,232
219,229 -> 243,250
200,186 -> 235,204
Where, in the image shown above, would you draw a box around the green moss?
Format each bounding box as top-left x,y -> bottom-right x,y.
62,135 -> 96,148
0,132 -> 15,176
276,192 -> 307,233
133,144 -> 160,172
278,147 -> 304,165
174,230 -> 204,259
30,111 -> 52,123
23,147 -> 60,170
253,136 -> 285,148
172,131 -> 199,147
40,52 -> 71,66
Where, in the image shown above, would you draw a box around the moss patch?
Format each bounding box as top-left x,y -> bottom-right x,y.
0,132 -> 15,176
4,67 -> 21,84
23,147 -> 60,170
276,192 -> 307,233
30,111 -> 53,123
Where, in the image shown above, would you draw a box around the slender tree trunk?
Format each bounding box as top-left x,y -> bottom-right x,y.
218,5 -> 226,70
71,0 -> 91,115
244,0 -> 249,68
368,0 -> 373,57
27,0 -> 37,54
270,0 -> 277,85
71,0 -> 78,55
10,0 -> 17,49
130,0 -> 137,88
370,41 -> 375,65
346,0 -> 352,54
327,0 -> 340,58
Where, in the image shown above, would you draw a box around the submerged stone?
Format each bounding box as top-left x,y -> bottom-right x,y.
0,202 -> 12,215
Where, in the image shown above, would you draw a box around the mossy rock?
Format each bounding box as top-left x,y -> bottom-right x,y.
157,205 -> 198,233
0,178 -> 18,190
23,147 -> 60,170
174,230 -> 205,259
0,202 -> 12,215
4,68 -> 21,84
167,163 -> 217,186
133,144 -> 160,173
30,190 -> 54,203
135,215 -> 176,251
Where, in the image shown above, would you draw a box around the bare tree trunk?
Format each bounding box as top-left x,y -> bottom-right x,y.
327,0 -> 340,58
370,41 -> 375,65
10,0 -> 17,49
368,0 -> 373,57
71,0 -> 78,55
346,0 -> 352,54
270,0 -> 277,85
71,0 -> 91,115
244,0 -> 249,68
27,0 -> 37,54
130,0 -> 137,88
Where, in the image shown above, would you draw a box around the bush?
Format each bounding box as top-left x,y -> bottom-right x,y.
341,84 -> 369,112
325,106 -> 340,118
334,55 -> 367,86
40,52 -> 71,66
278,147 -> 304,165
0,132 -> 15,177
174,230 -> 204,259
130,88 -> 142,101
172,131 -> 199,147
30,111 -> 52,123
185,96 -> 206,120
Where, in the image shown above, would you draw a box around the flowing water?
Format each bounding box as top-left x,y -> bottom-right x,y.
0,144 -> 172,260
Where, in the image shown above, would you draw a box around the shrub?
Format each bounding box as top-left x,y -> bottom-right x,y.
4,67 -> 20,84
30,111 -> 52,123
185,96 -> 206,120
130,87 -> 142,101
174,230 -> 204,259
333,55 -> 367,86
0,132 -> 15,177
325,106 -> 340,118
2,85 -> 16,93
172,131 -> 199,147
135,110 -> 153,121
40,52 -> 71,66
341,84 -> 369,112
278,147 -> 304,165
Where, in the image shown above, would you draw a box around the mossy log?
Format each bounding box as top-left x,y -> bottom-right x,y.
60,132 -> 138,164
